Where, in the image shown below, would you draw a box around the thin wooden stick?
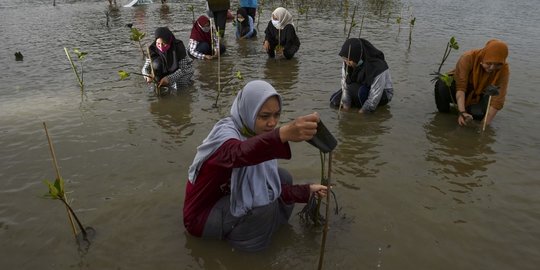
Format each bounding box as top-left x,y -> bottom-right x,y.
317,151 -> 333,270
43,122 -> 78,239
482,96 -> 492,131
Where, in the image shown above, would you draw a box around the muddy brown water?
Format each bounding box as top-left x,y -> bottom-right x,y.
1,0 -> 539,269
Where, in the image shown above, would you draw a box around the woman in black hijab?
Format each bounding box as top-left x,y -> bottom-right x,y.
142,27 -> 194,88
330,38 -> 394,113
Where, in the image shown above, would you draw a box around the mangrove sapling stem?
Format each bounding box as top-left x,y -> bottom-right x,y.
64,47 -> 83,88
358,14 -> 364,38
58,196 -> 88,241
408,17 -> 416,50
346,2 -> 358,40
317,151 -> 333,270
43,122 -> 78,239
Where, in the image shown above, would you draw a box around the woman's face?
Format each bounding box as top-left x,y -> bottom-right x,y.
254,96 -> 281,135
342,57 -> 358,68
481,62 -> 503,73
237,14 -> 245,22
156,38 -> 168,51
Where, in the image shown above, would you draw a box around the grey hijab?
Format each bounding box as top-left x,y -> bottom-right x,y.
187,80 -> 283,217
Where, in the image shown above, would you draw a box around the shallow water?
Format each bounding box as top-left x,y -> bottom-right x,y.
1,0 -> 539,269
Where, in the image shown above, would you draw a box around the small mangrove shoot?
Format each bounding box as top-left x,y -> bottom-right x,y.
130,27 -> 147,58
64,47 -> 86,89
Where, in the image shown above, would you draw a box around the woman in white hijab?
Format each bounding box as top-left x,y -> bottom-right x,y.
263,7 -> 300,59
183,80 -> 327,251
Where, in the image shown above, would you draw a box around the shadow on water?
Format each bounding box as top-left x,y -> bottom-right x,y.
423,113 -> 496,202
332,107 -> 393,189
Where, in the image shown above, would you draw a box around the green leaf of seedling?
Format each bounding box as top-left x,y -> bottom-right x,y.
118,70 -> 130,80
449,36 -> 459,50
43,179 -> 60,199
396,17 -> 401,24
130,27 -> 146,42
188,5 -> 194,11
440,73 -> 454,88
410,17 -> 416,26
73,49 -> 87,60
235,71 -> 243,80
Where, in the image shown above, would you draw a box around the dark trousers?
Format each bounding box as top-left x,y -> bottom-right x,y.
346,82 -> 389,108
242,7 -> 256,20
434,77 -> 488,120
202,168 -> 294,252
196,42 -> 226,56
211,10 -> 227,37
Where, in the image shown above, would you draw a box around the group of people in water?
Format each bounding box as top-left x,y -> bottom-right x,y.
140,0 -> 510,252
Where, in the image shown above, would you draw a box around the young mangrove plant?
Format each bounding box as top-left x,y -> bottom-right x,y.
346,2 -> 358,39
130,27 -> 147,58
118,70 -> 166,96
42,122 -> 93,244
214,70 -> 244,108
188,5 -> 195,23
408,16 -> 416,49
430,36 -> 459,86
64,47 -> 87,90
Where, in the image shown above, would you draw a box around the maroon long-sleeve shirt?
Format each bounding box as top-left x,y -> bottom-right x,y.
183,129 -> 311,237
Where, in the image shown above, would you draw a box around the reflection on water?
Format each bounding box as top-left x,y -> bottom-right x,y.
424,113 -> 496,202
1,0 -> 540,269
333,107 -> 392,186
263,57 -> 299,94
148,89 -> 194,147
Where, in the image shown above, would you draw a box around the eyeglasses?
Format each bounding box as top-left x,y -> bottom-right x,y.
482,62 -> 504,69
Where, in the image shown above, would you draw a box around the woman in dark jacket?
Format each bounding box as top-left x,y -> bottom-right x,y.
262,7 -> 300,59
142,27 -> 193,88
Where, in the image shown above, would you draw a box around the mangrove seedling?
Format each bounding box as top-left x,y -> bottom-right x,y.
430,36 -> 460,85
15,51 -> 23,61
188,5 -> 195,23
408,16 -> 416,49
42,122 -> 93,244
130,27 -> 147,58
358,13 -> 364,38
396,15 -> 402,37
64,47 -> 87,89
43,177 -> 91,242
346,2 -> 358,40
214,70 -> 244,108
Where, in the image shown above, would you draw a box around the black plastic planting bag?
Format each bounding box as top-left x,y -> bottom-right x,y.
307,120 -> 337,153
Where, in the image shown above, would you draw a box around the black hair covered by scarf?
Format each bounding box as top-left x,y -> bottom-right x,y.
339,38 -> 388,86
237,8 -> 249,27
148,27 -> 187,75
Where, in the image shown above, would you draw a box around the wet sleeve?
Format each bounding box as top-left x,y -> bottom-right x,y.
454,53 -> 474,93
280,184 -> 311,204
490,65 -> 510,110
